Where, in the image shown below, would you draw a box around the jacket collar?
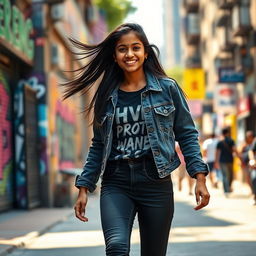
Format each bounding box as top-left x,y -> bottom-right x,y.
145,72 -> 162,92
107,71 -> 162,100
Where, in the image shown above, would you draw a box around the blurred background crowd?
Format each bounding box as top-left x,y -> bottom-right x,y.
0,0 -> 256,213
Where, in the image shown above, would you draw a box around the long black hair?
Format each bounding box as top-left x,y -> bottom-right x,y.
62,23 -> 167,126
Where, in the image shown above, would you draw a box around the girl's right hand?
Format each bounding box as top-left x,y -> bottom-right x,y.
74,187 -> 89,222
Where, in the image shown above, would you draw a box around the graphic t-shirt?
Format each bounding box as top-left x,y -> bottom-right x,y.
109,88 -> 151,160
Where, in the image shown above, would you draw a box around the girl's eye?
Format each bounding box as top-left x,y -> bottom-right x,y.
118,48 -> 126,53
133,46 -> 140,51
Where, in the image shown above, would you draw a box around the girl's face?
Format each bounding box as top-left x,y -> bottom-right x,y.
114,31 -> 148,75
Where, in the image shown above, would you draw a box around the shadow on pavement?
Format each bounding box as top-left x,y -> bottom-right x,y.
167,241 -> 256,256
173,201 -> 236,227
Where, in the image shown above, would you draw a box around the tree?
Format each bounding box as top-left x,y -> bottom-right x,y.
94,0 -> 136,31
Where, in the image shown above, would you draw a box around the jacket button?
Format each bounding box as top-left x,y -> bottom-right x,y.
148,127 -> 154,132
144,107 -> 150,113
142,93 -> 146,98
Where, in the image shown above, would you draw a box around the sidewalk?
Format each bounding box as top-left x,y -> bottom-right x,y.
0,208 -> 73,256
0,180 -> 255,256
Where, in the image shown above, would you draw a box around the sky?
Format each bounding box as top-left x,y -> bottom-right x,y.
125,0 -> 164,49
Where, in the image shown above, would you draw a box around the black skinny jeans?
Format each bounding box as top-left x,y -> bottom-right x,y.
100,157 -> 174,256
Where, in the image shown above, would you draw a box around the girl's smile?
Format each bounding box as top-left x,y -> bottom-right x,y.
114,32 -> 147,74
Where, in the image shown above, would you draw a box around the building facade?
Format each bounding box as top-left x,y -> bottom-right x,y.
181,0 -> 256,144
0,0 -> 107,212
163,0 -> 182,69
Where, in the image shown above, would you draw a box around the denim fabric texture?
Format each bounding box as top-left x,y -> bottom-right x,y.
75,72 -> 209,192
100,157 -> 174,256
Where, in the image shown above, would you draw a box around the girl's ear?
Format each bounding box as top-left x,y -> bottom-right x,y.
145,53 -> 148,60
113,54 -> 117,62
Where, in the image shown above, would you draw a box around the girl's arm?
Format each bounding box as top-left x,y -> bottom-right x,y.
75,124 -> 104,192
169,80 -> 210,209
170,80 -> 209,178
74,124 -> 104,222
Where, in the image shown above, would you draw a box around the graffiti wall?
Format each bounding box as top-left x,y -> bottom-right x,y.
14,73 -> 48,208
48,73 -> 79,173
56,101 -> 76,169
0,69 -> 13,211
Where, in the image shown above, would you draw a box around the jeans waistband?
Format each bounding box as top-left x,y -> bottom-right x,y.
108,155 -> 153,165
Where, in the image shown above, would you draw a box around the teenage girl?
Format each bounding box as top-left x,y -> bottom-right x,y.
63,23 -> 210,256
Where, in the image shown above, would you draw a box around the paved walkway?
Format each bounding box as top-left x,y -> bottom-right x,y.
0,208 -> 73,256
0,179 -> 255,256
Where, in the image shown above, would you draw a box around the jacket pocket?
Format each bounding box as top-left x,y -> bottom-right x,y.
154,104 -> 175,116
153,104 -> 175,133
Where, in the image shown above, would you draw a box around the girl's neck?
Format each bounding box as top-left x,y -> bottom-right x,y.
120,70 -> 146,92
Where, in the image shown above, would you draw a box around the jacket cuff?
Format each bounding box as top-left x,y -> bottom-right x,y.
188,164 -> 209,179
75,175 -> 96,193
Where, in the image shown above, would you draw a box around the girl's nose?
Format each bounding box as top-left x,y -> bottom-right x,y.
126,48 -> 134,57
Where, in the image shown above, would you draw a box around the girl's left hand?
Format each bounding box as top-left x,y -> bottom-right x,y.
194,173 -> 210,211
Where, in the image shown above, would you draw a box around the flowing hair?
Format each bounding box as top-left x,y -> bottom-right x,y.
62,23 -> 167,126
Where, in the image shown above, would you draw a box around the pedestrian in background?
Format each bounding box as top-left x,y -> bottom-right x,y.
215,127 -> 238,196
202,133 -> 219,188
239,130 -> 254,193
175,143 -> 194,195
63,23 -> 210,256
248,137 -> 256,205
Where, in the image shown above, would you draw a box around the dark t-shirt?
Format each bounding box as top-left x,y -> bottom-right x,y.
217,137 -> 235,163
108,88 -> 151,160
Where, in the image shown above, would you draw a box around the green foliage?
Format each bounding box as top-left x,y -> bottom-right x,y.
94,0 -> 136,31
165,66 -> 184,87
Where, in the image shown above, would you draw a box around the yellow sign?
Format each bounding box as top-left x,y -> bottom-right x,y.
183,69 -> 205,99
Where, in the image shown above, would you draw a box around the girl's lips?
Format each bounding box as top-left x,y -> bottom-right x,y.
124,60 -> 137,65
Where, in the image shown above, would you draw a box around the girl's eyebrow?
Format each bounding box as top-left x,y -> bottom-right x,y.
116,42 -> 142,47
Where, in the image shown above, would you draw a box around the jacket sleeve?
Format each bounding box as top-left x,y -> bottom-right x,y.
170,80 -> 209,178
75,124 -> 104,192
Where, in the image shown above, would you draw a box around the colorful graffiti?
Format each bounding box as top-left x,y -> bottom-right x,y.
0,69 -> 13,204
48,73 -> 77,172
56,100 -> 76,169
14,73 -> 47,208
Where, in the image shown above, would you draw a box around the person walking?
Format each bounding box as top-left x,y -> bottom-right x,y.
63,23 -> 210,256
202,133 -> 219,188
248,137 -> 256,205
175,143 -> 194,195
239,131 -> 254,192
215,127 -> 238,195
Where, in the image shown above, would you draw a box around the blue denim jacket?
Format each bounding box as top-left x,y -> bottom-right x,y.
75,72 -> 209,192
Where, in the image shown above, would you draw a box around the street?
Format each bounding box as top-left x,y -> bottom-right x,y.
1,0 -> 256,255
8,180 -> 256,256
